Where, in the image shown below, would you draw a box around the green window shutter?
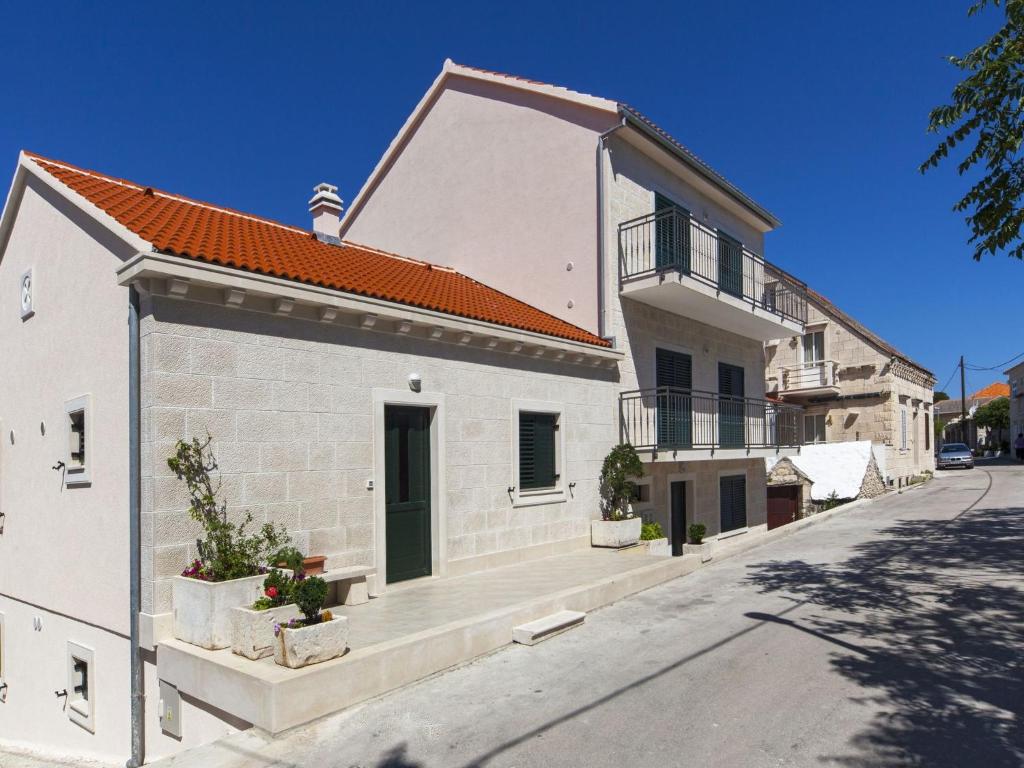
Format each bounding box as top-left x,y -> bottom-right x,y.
717,230 -> 744,297
719,475 -> 747,533
654,193 -> 691,273
520,412 -> 558,490
656,349 -> 693,448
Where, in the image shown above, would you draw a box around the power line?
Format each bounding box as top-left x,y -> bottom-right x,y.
964,351 -> 1024,371
937,362 -> 961,395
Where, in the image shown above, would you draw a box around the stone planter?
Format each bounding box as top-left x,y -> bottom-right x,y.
274,615 -> 350,669
683,542 -> 713,563
644,537 -> 670,557
591,517 -> 642,548
172,572 -> 277,650
231,603 -> 302,660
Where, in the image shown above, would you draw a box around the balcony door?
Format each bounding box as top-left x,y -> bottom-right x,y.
656,348 -> 692,448
718,363 -> 745,448
654,193 -> 690,274
717,230 -> 744,298
803,330 -> 825,365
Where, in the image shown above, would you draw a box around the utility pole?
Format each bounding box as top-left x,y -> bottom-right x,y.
960,355 -> 968,445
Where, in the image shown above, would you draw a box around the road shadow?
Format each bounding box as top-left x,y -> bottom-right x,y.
744,505 -> 1024,767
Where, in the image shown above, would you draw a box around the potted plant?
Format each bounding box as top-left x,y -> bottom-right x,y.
275,547 -> 326,576
592,444 -> 644,548
274,576 -> 349,669
169,436 -> 293,650
683,523 -> 712,562
230,569 -> 302,660
640,521 -> 669,556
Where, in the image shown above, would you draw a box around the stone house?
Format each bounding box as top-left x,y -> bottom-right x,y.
0,151 -> 622,763
0,60 -> 807,764
341,59 -> 806,556
765,287 -> 936,486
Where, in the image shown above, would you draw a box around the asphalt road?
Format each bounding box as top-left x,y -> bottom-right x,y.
15,462 -> 1024,768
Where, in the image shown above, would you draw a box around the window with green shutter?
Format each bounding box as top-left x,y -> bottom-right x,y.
654,192 -> 691,273
719,474 -> 747,533
656,348 -> 692,448
519,412 -> 559,490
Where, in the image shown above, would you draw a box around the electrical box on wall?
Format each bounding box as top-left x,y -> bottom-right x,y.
159,679 -> 182,738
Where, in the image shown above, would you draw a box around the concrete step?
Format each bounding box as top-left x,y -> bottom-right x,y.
513,610 -> 586,646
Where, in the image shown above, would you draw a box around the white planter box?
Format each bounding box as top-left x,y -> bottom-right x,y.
172,573 -> 268,650
591,517 -> 641,548
683,542 -> 713,562
644,537 -> 670,557
274,615 -> 350,669
231,603 -> 302,660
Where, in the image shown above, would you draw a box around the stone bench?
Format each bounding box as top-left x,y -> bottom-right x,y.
320,565 -> 375,606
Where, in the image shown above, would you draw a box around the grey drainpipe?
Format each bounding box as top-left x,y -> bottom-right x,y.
127,286 -> 144,768
596,117 -> 626,342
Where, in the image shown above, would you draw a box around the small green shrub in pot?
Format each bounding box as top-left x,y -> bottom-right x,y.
640,521 -> 664,541
688,523 -> 706,545
292,576 -> 329,624
599,444 -> 644,521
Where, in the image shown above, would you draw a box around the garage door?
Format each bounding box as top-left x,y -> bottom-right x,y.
767,486 -> 800,530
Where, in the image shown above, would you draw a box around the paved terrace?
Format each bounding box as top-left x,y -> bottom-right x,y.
158,546 -> 703,734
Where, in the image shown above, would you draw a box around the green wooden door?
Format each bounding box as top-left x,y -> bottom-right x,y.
654,193 -> 691,273
717,230 -> 743,297
384,405 -> 432,584
656,348 -> 692,448
718,362 -> 745,448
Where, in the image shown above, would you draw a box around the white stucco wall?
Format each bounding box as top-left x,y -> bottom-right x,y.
341,74 -> 618,336
0,177 -> 134,760
140,288 -> 619,615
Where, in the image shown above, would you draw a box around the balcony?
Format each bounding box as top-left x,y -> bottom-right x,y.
618,207 -> 807,340
776,360 -> 840,400
620,387 -> 802,461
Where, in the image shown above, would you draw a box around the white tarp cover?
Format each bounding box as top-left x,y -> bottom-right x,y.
767,441 -> 873,501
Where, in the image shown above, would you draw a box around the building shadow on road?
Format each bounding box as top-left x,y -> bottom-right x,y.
744,506 -> 1024,768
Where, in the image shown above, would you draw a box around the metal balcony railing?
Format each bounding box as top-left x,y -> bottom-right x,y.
618,207 -> 808,325
620,387 -> 802,451
781,361 -> 839,392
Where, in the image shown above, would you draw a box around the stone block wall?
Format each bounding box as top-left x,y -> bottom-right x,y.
139,291 -> 618,614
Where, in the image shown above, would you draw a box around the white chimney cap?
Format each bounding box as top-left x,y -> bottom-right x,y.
309,182 -> 343,242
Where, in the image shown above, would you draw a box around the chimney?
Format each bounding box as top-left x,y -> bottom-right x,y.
308,183 -> 343,244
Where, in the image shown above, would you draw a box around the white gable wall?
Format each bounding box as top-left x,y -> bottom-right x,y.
341,74 -> 619,336
0,175 -> 133,760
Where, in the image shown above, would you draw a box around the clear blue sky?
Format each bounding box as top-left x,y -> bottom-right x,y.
1,1 -> 1018,395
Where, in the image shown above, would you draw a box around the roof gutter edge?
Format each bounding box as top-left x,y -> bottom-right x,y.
618,106 -> 781,230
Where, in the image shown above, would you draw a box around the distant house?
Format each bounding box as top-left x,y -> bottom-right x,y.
1007,362 -> 1024,443
936,382 -> 1011,450
765,287 -> 936,487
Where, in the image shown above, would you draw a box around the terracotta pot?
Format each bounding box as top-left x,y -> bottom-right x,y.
302,555 -> 327,575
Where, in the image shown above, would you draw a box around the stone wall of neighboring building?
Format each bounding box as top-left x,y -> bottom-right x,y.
1008,361 -> 1024,446
765,295 -> 935,486
766,458 -> 814,518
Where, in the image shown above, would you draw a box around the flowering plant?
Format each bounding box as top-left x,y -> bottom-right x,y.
252,568 -> 297,611
168,436 -> 291,582
181,559 -> 214,580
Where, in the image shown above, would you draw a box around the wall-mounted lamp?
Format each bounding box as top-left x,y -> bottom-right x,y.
408,373 -> 422,393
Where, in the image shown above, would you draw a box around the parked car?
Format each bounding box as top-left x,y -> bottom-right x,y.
937,443 -> 974,469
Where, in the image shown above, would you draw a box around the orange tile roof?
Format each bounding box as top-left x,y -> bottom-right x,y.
970,382 -> 1010,400
26,152 -> 610,348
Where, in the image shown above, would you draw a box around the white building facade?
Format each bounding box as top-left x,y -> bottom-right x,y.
341,60 -> 806,551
